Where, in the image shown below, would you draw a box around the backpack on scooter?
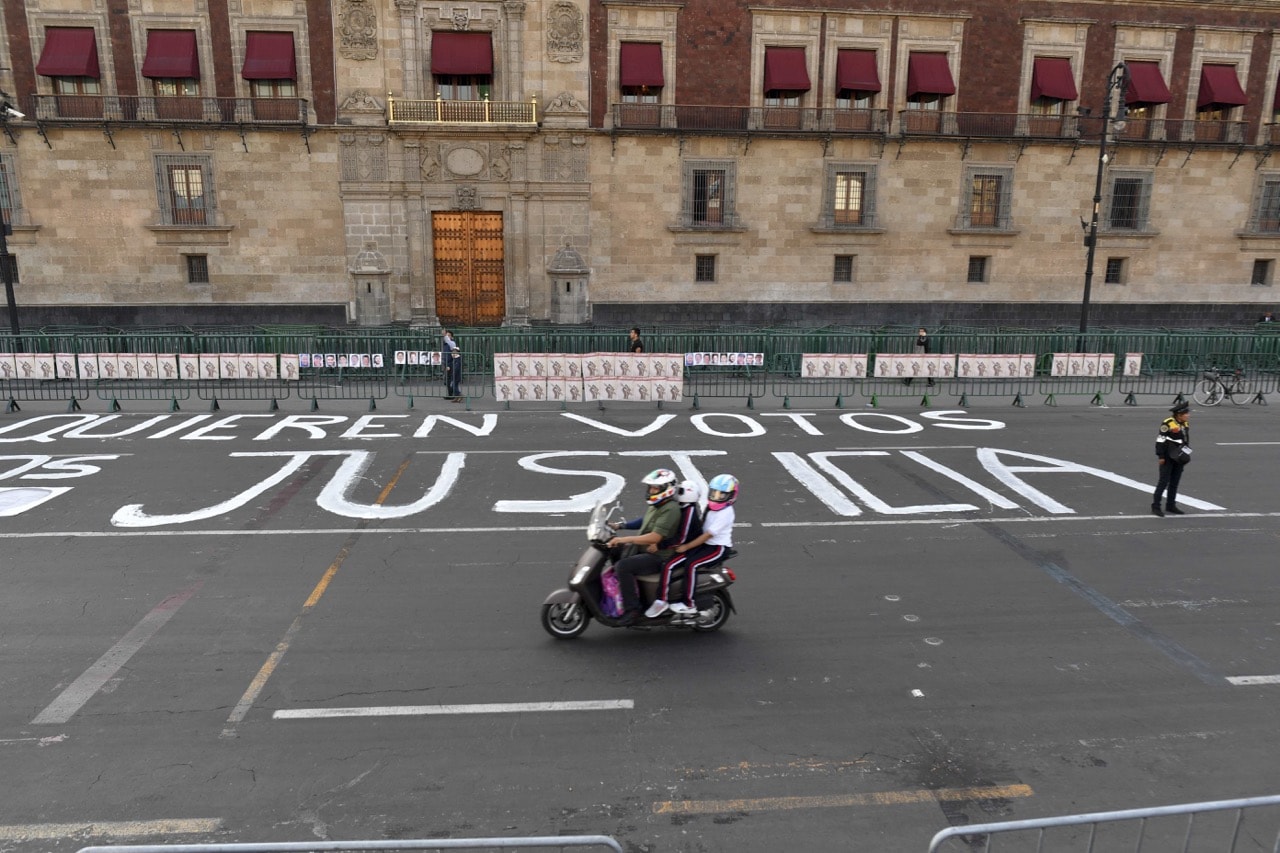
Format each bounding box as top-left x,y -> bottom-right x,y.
600,567 -> 625,618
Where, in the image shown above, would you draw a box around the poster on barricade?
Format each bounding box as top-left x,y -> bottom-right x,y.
1098,354 -> 1115,376
256,354 -> 278,379
280,354 -> 300,381
76,354 -> 99,380
56,353 -> 76,380
13,353 -> 37,381
97,353 -> 121,380
493,354 -> 514,379
0,353 -> 16,380
115,354 -> 139,380
134,354 -> 158,380
31,353 -> 56,381
1124,353 -> 1143,377
801,354 -> 869,379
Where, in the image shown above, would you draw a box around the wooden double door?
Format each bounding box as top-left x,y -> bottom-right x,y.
432,211 -> 506,326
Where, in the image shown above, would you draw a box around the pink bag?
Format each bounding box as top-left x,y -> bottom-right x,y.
600,567 -> 625,617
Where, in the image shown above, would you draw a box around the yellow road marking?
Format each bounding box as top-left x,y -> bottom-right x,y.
0,818 -> 221,841
221,457 -> 413,737
652,783 -> 1034,815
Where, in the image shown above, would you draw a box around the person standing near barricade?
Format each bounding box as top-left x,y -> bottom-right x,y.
442,329 -> 463,402
628,327 -> 645,353
1152,401 -> 1192,516
904,327 -> 934,387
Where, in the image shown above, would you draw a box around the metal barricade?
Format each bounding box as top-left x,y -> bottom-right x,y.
2,379 -> 90,410
769,352 -> 859,406
928,793 -> 1280,852
78,837 -> 624,853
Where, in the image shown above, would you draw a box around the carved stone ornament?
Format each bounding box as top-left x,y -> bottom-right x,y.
544,91 -> 586,114
546,0 -> 583,63
339,0 -> 379,60
455,185 -> 478,210
340,89 -> 385,112
452,10 -> 471,30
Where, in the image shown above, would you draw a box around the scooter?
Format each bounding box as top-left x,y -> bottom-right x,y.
540,501 -> 738,640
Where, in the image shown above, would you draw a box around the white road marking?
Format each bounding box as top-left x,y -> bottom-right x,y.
1,510 -> 1277,540
0,818 -> 221,841
274,700 -> 634,719
31,581 -> 204,725
1227,675 -> 1280,685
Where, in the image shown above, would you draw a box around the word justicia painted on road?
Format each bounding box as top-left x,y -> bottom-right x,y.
0,411 -> 1004,443
1,447 -> 1225,523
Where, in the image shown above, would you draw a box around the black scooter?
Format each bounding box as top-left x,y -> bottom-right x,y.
540,501 -> 738,640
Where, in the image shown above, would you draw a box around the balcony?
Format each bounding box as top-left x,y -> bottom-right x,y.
26,94 -> 309,125
387,96 -> 537,127
610,104 -> 889,135
895,110 -> 1248,146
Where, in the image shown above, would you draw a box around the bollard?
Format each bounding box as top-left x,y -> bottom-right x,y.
310,397 -> 320,412
783,396 -> 790,409
268,398 -> 279,411
209,397 -> 220,412
747,394 -> 754,409
170,397 -> 181,412
463,395 -> 471,411
692,394 -> 700,409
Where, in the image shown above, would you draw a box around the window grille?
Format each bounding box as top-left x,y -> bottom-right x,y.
1252,259 -> 1273,286
833,255 -> 854,282
1104,171 -> 1152,231
695,254 -> 716,282
967,255 -> 988,283
155,154 -> 216,226
1105,257 -> 1126,284
958,167 -> 1013,230
0,154 -> 23,229
186,254 -> 209,284
681,160 -> 737,229
824,164 -> 877,228
1247,176 -> 1280,233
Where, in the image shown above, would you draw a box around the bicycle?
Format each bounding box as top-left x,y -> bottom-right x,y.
1192,367 -> 1255,406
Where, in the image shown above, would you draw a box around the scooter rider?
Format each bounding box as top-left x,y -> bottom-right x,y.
651,473 -> 737,618
645,480 -> 705,618
609,469 -> 682,624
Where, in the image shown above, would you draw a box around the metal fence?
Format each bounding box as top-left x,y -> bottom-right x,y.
3,324 -> 1278,410
77,838 -> 623,853
928,793 -> 1280,853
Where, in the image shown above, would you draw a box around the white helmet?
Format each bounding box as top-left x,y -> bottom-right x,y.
675,479 -> 701,504
641,468 -> 678,505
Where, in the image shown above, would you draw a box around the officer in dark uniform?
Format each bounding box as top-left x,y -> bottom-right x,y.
1152,401 -> 1191,516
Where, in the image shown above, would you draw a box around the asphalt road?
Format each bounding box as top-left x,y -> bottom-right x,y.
1,394 -> 1278,852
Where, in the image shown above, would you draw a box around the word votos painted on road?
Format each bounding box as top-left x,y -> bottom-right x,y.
2,447 -> 1224,524
0,410 -> 1005,443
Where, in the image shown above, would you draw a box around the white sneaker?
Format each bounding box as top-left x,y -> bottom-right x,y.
644,600 -> 669,618
669,602 -> 696,615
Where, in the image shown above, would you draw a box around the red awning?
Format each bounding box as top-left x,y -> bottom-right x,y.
906,52 -> 955,97
36,28 -> 100,78
1031,56 -> 1077,101
142,30 -> 199,79
763,46 -> 810,93
836,49 -> 880,94
620,42 -> 664,88
1125,61 -> 1171,106
430,31 -> 493,76
242,31 -> 296,79
1198,63 -> 1247,108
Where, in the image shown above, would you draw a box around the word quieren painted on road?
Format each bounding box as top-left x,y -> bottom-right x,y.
0,410 -> 1006,443
2,446 -> 1225,524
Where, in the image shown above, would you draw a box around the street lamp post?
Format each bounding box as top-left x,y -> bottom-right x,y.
1080,62 -> 1130,344
0,89 -> 19,337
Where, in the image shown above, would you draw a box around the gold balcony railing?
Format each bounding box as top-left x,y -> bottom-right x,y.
388,95 -> 538,126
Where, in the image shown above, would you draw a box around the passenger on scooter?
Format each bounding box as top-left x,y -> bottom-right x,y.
608,469 -> 682,625
647,473 -> 737,618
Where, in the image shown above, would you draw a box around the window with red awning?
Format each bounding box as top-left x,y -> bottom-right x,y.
142,30 -> 199,79
36,28 -> 100,78
1124,61 -> 1171,106
620,42 -> 664,88
431,32 -> 494,76
242,31 -> 296,80
1031,57 -> 1077,102
1197,64 -> 1247,109
836,50 -> 880,95
763,47 -> 810,93
906,52 -> 955,98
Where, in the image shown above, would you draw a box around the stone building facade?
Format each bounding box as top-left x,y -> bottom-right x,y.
2,0 -> 1280,328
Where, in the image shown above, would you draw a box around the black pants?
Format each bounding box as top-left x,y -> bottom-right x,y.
445,356 -> 462,397
1153,460 -> 1184,507
614,553 -> 661,613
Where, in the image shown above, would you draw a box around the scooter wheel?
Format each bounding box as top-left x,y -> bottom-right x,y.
541,601 -> 590,639
692,590 -> 732,633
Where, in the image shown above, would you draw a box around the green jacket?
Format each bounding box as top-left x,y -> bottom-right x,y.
639,500 -> 681,561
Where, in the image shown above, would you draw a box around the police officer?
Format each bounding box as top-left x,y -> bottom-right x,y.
1152,401 -> 1191,516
